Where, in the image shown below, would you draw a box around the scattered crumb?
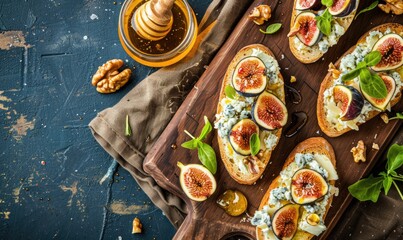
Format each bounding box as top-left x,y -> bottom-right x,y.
281,54 -> 284,60
83,35 -> 88,40
90,14 -> 98,20
374,134 -> 378,139
351,140 -> 366,163
132,217 -> 142,234
290,76 -> 296,83
316,130 -> 320,135
372,143 -> 380,150
380,113 -> 389,124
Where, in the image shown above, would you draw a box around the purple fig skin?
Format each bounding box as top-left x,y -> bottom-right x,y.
295,0 -> 322,11
329,0 -> 356,17
334,85 -> 364,121
294,12 -> 322,47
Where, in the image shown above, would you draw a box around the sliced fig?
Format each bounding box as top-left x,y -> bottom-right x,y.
232,57 -> 267,97
177,162 -> 217,202
333,85 -> 364,121
291,169 -> 329,205
252,91 -> 288,130
371,33 -> 403,71
329,0 -> 356,17
272,204 -> 300,240
229,119 -> 260,156
361,75 -> 396,111
295,0 -> 322,10
288,11 -> 322,47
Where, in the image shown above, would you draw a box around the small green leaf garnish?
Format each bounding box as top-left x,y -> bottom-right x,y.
181,116 -> 217,174
355,1 -> 379,20
225,85 -> 237,99
321,0 -> 334,7
250,133 -> 260,156
315,9 -> 333,36
389,113 -> 403,120
125,114 -> 132,136
341,68 -> 361,82
349,144 -> 403,202
364,51 -> 382,67
260,23 -> 282,35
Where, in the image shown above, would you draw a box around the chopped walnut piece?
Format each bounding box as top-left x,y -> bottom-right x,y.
372,143 -> 380,150
380,113 -> 389,124
351,140 -> 366,163
132,217 -> 142,234
290,75 -> 297,83
248,5 -> 272,25
328,62 -> 341,79
92,59 -> 132,94
378,0 -> 403,15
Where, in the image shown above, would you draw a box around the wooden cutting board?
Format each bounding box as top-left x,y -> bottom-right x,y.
143,0 -> 402,239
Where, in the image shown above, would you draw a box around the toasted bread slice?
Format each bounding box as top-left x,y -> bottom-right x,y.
255,137 -> 337,240
289,0 -> 359,63
215,44 -> 285,185
317,23 -> 403,137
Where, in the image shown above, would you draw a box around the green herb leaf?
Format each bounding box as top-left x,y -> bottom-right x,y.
383,175 -> 393,195
387,144 -> 403,172
389,113 -> 403,120
341,68 -> 361,82
359,70 -> 387,98
250,133 -> 260,156
225,85 -> 237,99
125,115 -> 132,136
315,10 -> 333,36
357,61 -> 367,69
355,1 -> 379,20
181,139 -> 199,150
321,0 -> 334,7
348,175 -> 384,202
260,23 -> 282,35
364,51 -> 382,67
197,142 -> 217,174
198,116 -> 212,141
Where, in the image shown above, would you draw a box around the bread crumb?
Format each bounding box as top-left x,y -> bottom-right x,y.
380,113 -> 389,124
372,143 -> 380,150
132,217 -> 142,234
351,140 -> 366,163
374,134 -> 378,139
290,76 -> 297,83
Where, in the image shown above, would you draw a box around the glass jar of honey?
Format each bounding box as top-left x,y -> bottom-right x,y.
118,0 -> 198,67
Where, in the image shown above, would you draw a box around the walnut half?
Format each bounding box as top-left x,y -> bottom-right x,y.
351,140 -> 366,163
248,5 -> 272,25
378,0 -> 403,15
92,59 -> 132,94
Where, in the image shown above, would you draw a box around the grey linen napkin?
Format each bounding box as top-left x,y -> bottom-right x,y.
89,0 -> 251,228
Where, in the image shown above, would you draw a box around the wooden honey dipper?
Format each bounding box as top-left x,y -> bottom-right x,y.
132,0 -> 175,41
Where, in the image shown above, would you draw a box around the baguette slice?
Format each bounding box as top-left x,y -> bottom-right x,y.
255,137 -> 337,240
289,0 -> 359,63
216,44 -> 285,185
317,23 -> 403,137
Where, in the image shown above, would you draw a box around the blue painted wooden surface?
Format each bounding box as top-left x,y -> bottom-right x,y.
0,0 -> 210,239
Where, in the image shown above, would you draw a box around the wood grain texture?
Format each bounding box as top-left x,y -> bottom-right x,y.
144,0 -> 403,239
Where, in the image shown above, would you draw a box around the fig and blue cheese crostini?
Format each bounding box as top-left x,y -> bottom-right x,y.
214,44 -> 287,185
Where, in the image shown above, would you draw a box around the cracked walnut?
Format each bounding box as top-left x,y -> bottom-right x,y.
92,59 -> 132,93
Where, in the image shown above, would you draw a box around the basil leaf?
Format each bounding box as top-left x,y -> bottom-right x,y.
355,1 -> 379,20
364,51 -> 382,67
250,133 -> 260,156
181,139 -> 199,150
387,144 -> 403,172
383,175 -> 393,195
260,23 -> 282,35
348,175 -> 384,202
357,61 -> 367,69
197,142 -> 217,174
389,112 -> 403,120
315,12 -> 332,36
125,115 -> 132,136
321,0 -> 334,7
198,116 -> 212,141
342,68 -> 361,81
359,70 -> 387,98
225,85 -> 237,99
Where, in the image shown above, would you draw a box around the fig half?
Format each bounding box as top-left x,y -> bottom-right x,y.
329,0 -> 356,17
177,162 -> 217,202
288,11 -> 322,47
229,119 -> 260,156
291,169 -> 329,205
371,33 -> 403,72
232,56 -> 267,97
252,91 -> 288,130
361,75 -> 396,111
295,0 -> 322,10
272,204 -> 300,240
333,85 -> 364,121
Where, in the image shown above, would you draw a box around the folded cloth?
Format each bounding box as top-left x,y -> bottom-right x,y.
89,0 -> 251,228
